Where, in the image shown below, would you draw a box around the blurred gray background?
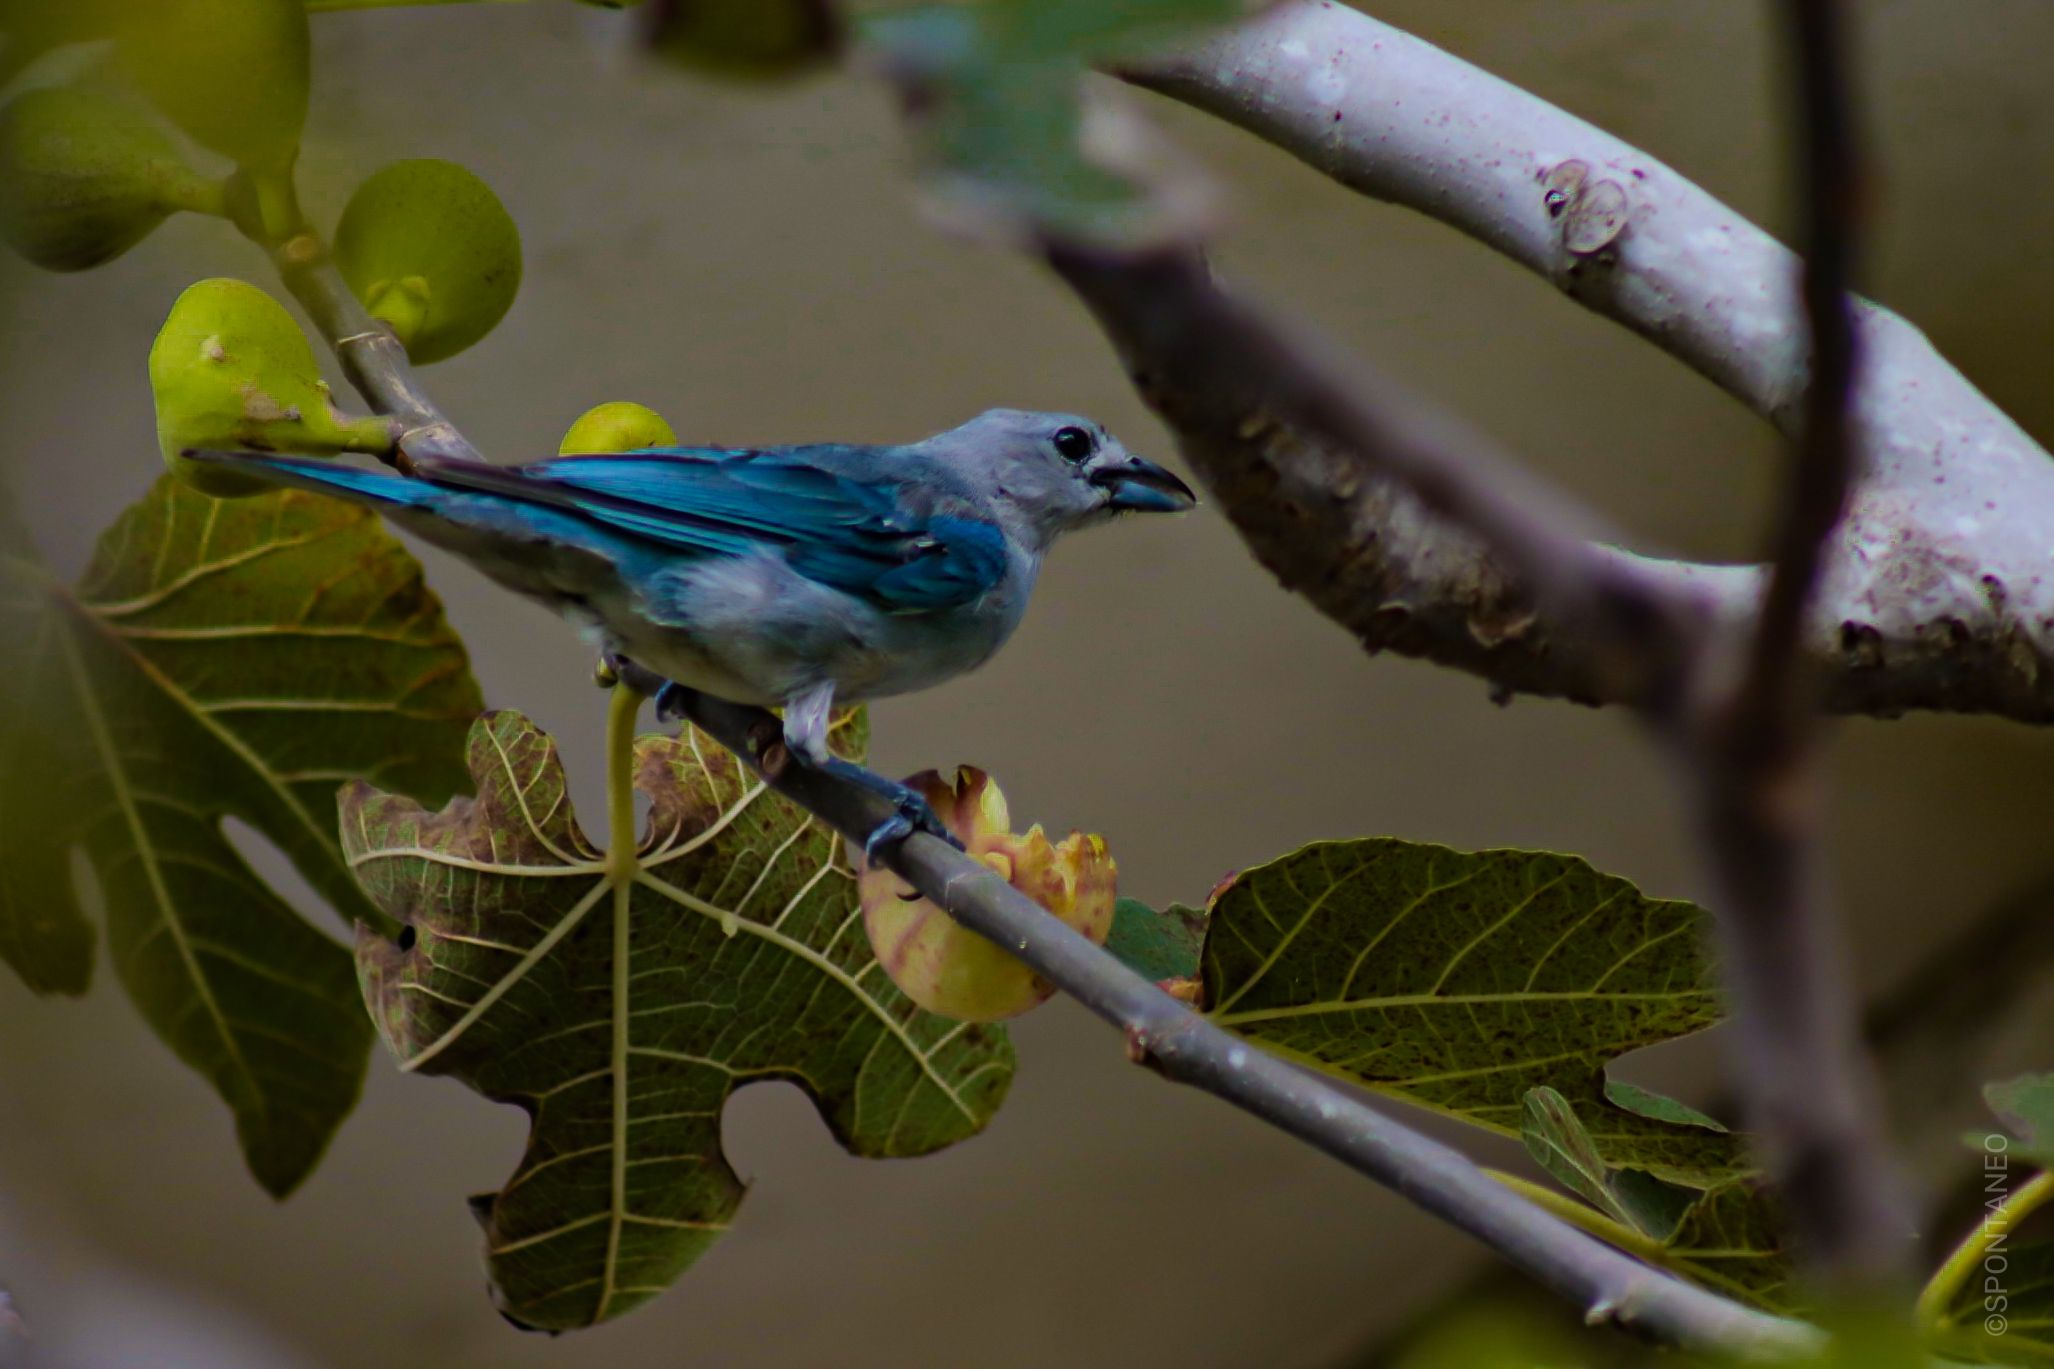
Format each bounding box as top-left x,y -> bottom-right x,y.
4,2 -> 2053,1365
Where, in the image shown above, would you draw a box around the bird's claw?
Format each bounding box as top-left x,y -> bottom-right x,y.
811,756 -> 963,863
861,785 -> 964,865
653,680 -> 694,723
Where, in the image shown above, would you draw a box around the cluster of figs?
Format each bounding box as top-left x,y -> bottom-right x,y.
0,0 -> 521,491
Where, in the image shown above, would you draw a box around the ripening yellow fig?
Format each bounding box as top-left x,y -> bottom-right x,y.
860,768 -> 1117,1022
334,159 -> 523,366
0,87 -> 222,272
559,402 -> 678,456
150,278 -> 395,497
649,0 -> 840,79
117,0 -> 310,176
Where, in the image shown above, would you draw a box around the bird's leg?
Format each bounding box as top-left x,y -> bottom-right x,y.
596,651 -> 669,698
630,670 -> 961,862
782,682 -> 964,864
812,757 -> 965,864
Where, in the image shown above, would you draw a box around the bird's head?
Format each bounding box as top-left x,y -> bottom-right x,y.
929,408 -> 1196,548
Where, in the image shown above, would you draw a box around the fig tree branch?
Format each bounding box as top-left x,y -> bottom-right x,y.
1046,243 -> 1712,714
262,227 -> 483,468
653,682 -> 1822,1365
1122,0 -> 2054,726
1036,1 -> 1905,1289
271,192 -> 1817,1353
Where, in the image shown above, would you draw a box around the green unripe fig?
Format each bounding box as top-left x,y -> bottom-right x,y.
334,159 -> 522,366
0,87 -> 221,272
117,0 -> 310,175
559,402 -> 678,456
647,0 -> 840,80
150,278 -> 394,497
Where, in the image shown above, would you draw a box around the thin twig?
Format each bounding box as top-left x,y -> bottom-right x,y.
1681,0 -> 1909,1285
658,685 -> 1820,1363
265,231 -> 484,468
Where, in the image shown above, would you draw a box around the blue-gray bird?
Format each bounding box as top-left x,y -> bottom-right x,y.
186,409 -> 1195,853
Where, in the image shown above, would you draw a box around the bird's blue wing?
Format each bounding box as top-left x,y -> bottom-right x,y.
510,446 -> 1009,613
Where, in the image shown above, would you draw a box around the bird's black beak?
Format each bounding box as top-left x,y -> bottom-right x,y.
1091,456 -> 1197,514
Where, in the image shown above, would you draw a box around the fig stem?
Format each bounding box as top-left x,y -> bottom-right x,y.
264,233 -> 484,468
153,167 -> 233,220
363,278 -> 430,353
214,159 -> 481,470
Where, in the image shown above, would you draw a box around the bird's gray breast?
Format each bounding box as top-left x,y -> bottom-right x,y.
607,546 -> 1037,706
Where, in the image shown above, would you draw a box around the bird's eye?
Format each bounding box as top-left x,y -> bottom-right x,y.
1052,426 -> 1094,462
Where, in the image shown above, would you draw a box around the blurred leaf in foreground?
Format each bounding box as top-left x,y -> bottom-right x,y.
347,708 -> 1014,1329
1977,1072 -> 2054,1168
861,0 -> 1240,243
0,475 -> 480,1195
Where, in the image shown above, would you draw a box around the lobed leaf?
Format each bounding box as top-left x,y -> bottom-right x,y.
0,476 -> 481,1195
346,708 -> 1015,1330
1201,838 -> 1747,1185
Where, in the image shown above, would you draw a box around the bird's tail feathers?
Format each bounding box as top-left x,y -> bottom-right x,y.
177,450 -> 444,509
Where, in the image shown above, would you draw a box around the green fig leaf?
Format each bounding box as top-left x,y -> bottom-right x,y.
1934,1239 -> 2054,1364
1201,838 -> 1747,1185
861,0 -> 1245,241
1657,1179 -> 1796,1310
1517,1087 -> 1792,1310
0,485 -> 94,995
1980,1073 -> 2054,1169
1519,1087 -> 1697,1242
0,476 -> 481,1195
345,708 -> 1015,1330
1523,1085 -> 1642,1233
1604,1076 -> 1730,1134
1104,896 -> 1206,985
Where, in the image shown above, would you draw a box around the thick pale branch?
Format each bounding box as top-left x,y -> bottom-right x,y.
1049,243 -> 1722,712
1125,0 -> 2054,724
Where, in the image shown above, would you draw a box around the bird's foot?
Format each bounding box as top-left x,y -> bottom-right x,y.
813,756 -> 965,863
652,680 -> 697,723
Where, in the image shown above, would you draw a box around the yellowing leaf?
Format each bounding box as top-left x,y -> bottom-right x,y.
0,475 -> 481,1194
1202,838 -> 1747,1185
345,709 -> 1014,1330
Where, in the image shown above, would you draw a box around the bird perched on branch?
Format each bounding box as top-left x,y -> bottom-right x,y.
187,409 -> 1196,856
